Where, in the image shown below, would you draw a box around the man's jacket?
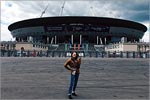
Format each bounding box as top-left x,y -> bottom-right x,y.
64,58 -> 81,74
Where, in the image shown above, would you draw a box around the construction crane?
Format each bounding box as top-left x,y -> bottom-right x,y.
59,1 -> 65,16
40,3 -> 49,17
90,6 -> 96,16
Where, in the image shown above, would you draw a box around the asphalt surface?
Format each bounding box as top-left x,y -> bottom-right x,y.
1,57 -> 149,99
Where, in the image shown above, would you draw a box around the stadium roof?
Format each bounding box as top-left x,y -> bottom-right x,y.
8,16 -> 147,32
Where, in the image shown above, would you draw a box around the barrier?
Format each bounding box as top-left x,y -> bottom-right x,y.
0,50 -> 149,58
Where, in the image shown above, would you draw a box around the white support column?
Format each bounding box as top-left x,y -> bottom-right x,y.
71,34 -> 73,44
21,38 -> 23,42
29,36 -> 33,42
47,37 -> 49,44
80,34 -> 82,45
97,36 -> 99,45
18,37 -> 20,42
100,38 -> 103,45
51,37 -> 54,44
8,44 -> 10,50
105,37 -> 106,44
55,36 -> 57,44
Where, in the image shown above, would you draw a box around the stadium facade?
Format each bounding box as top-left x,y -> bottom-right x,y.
8,16 -> 147,52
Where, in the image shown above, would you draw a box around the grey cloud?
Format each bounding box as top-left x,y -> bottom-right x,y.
1,0 -> 149,41
127,12 -> 149,22
12,1 -> 44,17
63,1 -> 91,16
12,1 -> 63,17
8,0 -> 149,22
106,0 -> 149,22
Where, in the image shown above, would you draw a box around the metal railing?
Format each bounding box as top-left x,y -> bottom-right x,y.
0,50 -> 149,58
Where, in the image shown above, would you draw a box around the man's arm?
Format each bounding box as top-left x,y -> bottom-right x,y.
76,57 -> 81,69
64,59 -> 75,72
77,57 -> 81,65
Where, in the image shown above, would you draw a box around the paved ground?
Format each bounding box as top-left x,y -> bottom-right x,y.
1,57 -> 149,99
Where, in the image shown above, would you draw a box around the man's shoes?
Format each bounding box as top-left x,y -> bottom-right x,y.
72,92 -> 77,96
68,95 -> 73,99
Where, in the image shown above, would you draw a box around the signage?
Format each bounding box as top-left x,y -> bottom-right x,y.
44,24 -> 110,32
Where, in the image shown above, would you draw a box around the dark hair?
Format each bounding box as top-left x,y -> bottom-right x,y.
71,51 -> 79,60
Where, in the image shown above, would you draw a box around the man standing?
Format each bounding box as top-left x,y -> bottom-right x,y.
64,51 -> 81,99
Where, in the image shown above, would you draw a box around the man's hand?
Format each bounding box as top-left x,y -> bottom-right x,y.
72,71 -> 76,75
78,57 -> 81,60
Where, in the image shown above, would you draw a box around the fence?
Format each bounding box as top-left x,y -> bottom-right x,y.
0,50 -> 149,58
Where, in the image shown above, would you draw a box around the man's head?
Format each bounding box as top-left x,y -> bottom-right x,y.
71,51 -> 79,60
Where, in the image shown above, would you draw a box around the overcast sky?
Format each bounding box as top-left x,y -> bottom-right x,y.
1,0 -> 149,42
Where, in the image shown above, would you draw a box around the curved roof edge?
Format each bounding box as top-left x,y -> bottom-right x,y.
8,16 -> 147,32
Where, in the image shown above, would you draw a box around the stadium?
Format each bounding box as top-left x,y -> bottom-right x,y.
8,16 -> 147,52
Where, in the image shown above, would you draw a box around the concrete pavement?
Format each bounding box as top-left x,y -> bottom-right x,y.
1,57 -> 149,99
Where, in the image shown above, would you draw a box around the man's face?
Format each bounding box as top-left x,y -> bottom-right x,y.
72,52 -> 77,58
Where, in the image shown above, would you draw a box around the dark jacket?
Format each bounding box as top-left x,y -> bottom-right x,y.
64,58 -> 81,74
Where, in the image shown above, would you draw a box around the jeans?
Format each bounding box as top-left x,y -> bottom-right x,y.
68,72 -> 79,95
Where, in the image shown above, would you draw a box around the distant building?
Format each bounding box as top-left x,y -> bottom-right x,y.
7,16 -> 147,52
1,41 -> 16,50
15,42 -> 48,51
1,41 -> 48,51
105,42 -> 149,52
